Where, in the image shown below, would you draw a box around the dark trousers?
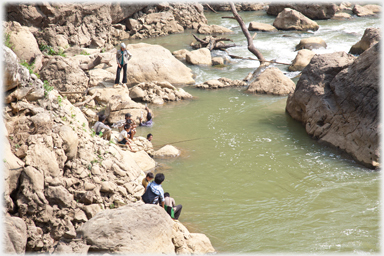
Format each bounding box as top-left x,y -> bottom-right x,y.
115,64 -> 127,84
167,204 -> 183,220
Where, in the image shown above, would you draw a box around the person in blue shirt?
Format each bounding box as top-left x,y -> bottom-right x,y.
114,42 -> 132,88
142,173 -> 165,207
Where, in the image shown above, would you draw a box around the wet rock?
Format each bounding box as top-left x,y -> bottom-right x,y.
267,3 -> 337,20
273,8 -> 319,31
349,28 -> 380,55
248,22 -> 277,32
195,77 -> 247,89
3,215 -> 27,254
212,57 -> 225,66
153,145 -> 180,158
288,49 -> 316,71
286,45 -> 379,168
295,37 -> 327,51
197,23 -> 233,34
186,48 -> 212,66
247,67 -> 295,95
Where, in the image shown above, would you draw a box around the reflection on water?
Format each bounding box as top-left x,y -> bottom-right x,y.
131,10 -> 380,254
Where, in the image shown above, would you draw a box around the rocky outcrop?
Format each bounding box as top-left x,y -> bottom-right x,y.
207,3 -> 266,12
186,48 -> 212,65
197,23 -> 233,34
125,43 -> 195,85
77,203 -> 215,254
295,37 -> 327,51
349,28 -> 380,55
153,145 -> 181,158
248,22 -> 277,32
267,3 -> 337,20
129,81 -> 193,105
288,49 -> 316,71
247,67 -> 295,95
286,45 -> 379,168
352,5 -> 378,17
195,77 -> 247,89
273,8 -> 319,31
3,21 -> 43,72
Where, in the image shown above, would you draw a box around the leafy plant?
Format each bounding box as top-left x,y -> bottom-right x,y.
109,203 -> 115,209
61,116 -> 67,121
15,144 -> 20,149
91,128 -> 96,137
71,113 -> 76,118
40,44 -> 67,57
101,48 -> 105,53
57,95 -> 63,106
3,159 -> 7,163
82,123 -> 86,128
43,80 -> 54,98
80,50 -> 90,55
4,33 -> 14,50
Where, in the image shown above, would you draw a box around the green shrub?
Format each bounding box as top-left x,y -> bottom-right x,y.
4,33 -> 14,50
43,80 -> 54,97
80,50 -> 90,55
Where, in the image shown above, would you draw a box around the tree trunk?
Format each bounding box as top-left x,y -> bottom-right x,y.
229,2 -> 267,64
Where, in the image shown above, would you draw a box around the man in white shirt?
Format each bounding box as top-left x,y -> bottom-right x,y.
92,115 -> 111,140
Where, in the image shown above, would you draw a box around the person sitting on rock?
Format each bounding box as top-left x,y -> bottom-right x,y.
142,173 -> 165,207
92,115 -> 111,140
111,113 -> 132,132
139,106 -> 153,127
117,124 -> 132,150
114,42 -> 132,88
126,119 -> 136,140
142,172 -> 154,192
164,192 -> 182,221
147,133 -> 153,142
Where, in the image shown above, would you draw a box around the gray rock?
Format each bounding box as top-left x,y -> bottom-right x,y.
273,8 -> 319,31
247,67 -> 295,95
46,186 -> 74,208
267,3 -> 337,19
3,215 -> 27,254
349,28 -> 380,55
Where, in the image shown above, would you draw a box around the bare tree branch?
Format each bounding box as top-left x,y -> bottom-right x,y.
204,4 -> 218,13
229,2 -> 267,64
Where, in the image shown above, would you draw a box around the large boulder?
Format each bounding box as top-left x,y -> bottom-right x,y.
267,3 -> 337,20
39,56 -> 89,102
288,49 -> 316,71
88,87 -> 131,105
248,22 -> 277,32
295,37 -> 327,51
352,5 -> 376,17
185,48 -> 212,66
124,43 -> 195,85
349,28 -> 380,55
3,21 -> 43,70
103,95 -> 146,124
129,150 -> 156,172
88,69 -> 115,87
3,215 -> 27,254
172,49 -> 190,60
77,203 -> 215,254
247,67 -> 295,95
197,23 -> 233,34
286,45 -> 379,168
273,8 -> 319,31
153,145 -> 180,158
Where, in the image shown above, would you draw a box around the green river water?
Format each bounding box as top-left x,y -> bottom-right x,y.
126,10 -> 381,253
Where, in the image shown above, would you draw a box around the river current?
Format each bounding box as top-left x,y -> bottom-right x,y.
125,11 -> 381,253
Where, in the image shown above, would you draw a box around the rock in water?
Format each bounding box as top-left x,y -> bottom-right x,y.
286,44 -> 379,168
273,8 -> 319,31
247,67 -> 295,95
267,3 -> 337,20
289,49 -> 316,71
153,145 -> 181,158
349,28 -> 380,55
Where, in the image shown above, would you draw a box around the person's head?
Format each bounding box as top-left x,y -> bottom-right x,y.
99,114 -> 107,123
146,172 -> 154,181
124,124 -> 131,131
154,173 -> 165,185
164,192 -> 170,198
147,133 -> 153,141
121,42 -> 126,50
125,113 -> 132,120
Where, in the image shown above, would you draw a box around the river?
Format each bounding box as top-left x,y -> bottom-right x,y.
126,10 -> 380,253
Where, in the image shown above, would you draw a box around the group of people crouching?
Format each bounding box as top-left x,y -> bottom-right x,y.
92,106 -> 153,150
141,172 -> 182,221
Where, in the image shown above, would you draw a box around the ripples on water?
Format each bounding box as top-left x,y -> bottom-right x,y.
131,11 -> 380,254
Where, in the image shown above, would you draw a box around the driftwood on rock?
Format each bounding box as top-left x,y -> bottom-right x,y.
192,34 -> 236,51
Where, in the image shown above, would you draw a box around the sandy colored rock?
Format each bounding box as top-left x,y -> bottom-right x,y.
172,49 -> 190,60
295,37 -> 327,51
267,3 -> 337,19
363,4 -> 381,13
197,23 -> 233,34
352,5 -> 376,17
46,186 -> 74,208
153,145 -> 180,158
349,28 -> 380,55
88,69 -> 115,87
3,215 -> 27,254
129,150 -> 156,172
248,22 -> 277,32
212,57 -> 225,66
186,48 -> 212,66
332,12 -> 352,19
59,125 -> 79,160
289,49 -> 316,71
195,77 -> 247,89
124,43 -> 194,85
247,67 -> 295,95
273,8 -> 319,31
286,45 -> 379,168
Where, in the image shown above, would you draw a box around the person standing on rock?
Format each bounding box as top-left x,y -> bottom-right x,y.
142,173 -> 165,207
114,42 -> 132,88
